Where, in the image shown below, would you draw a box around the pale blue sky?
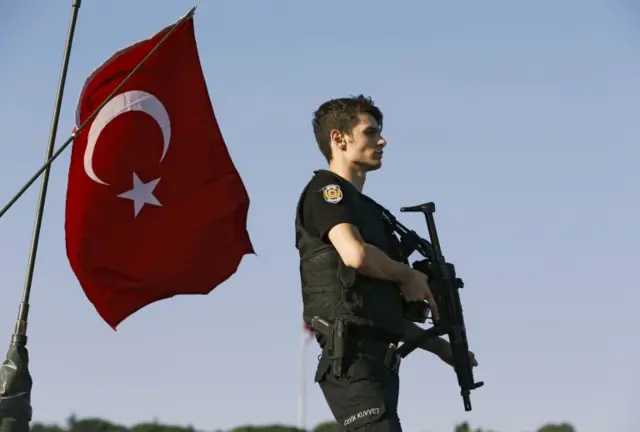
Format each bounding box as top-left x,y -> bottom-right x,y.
0,1 -> 638,432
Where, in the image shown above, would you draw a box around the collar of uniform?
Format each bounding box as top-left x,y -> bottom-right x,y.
313,169 -> 346,181
313,169 -> 359,193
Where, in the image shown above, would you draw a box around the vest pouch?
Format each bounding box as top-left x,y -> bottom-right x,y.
300,246 -> 340,284
336,260 -> 364,316
337,259 -> 356,288
301,246 -> 345,322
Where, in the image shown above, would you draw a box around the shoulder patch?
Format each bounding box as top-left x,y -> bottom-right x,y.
322,184 -> 343,204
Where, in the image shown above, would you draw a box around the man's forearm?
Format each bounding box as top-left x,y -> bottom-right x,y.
402,320 -> 448,355
357,243 -> 414,284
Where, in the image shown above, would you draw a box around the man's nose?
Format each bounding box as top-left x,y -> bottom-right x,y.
378,137 -> 387,148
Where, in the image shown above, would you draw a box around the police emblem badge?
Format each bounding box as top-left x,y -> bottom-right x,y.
322,184 -> 343,204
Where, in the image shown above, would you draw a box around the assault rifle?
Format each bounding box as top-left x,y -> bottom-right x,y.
378,202 -> 484,411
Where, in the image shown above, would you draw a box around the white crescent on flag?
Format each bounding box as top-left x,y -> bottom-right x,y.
82,90 -> 171,186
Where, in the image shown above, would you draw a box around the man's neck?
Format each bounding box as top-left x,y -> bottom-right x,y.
328,162 -> 366,192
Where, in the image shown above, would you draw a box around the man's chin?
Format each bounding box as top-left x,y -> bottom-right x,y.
354,159 -> 382,172
366,160 -> 382,171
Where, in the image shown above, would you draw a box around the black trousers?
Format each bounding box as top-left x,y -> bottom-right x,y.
315,348 -> 402,431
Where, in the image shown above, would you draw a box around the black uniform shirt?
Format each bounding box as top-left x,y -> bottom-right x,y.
299,170 -> 405,337
301,170 -> 360,243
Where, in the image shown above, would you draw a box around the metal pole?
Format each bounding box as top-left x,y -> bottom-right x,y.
12,0 -> 83,347
297,328 -> 308,430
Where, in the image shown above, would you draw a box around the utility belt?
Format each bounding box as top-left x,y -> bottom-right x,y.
309,316 -> 402,376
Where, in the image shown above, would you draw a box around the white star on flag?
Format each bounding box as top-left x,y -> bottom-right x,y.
118,173 -> 162,217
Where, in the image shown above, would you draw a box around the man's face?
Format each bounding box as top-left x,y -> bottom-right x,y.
332,113 -> 387,171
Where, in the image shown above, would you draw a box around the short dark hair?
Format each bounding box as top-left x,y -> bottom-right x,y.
311,95 -> 383,162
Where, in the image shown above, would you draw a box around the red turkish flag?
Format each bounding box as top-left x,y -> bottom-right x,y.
65,15 -> 254,329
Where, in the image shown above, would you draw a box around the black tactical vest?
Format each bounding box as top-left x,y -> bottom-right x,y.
295,170 -> 406,337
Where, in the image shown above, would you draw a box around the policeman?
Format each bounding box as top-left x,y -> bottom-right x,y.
294,95 -> 477,431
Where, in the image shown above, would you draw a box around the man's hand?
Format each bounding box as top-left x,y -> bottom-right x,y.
398,270 -> 439,321
436,342 -> 479,368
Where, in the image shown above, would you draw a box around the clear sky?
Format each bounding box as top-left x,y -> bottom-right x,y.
0,1 -> 638,432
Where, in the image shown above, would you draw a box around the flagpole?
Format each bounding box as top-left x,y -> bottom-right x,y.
0,5 -> 197,430
297,327 -> 307,430
0,3 -> 82,430
12,0 -> 83,346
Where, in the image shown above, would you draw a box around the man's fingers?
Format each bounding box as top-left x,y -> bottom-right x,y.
469,353 -> 478,367
431,304 -> 439,321
406,291 -> 421,302
427,296 -> 439,320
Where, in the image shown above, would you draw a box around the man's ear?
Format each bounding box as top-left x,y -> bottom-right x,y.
330,129 -> 347,152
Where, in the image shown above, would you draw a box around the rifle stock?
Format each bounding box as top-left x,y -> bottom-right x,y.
380,202 -> 484,411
